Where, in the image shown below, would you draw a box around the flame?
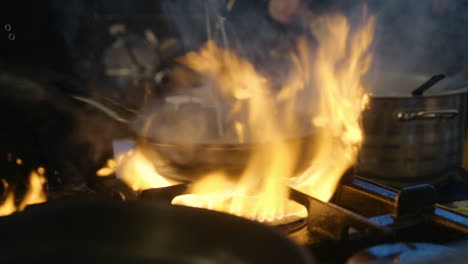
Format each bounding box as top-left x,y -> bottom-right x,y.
116,149 -> 181,191
96,159 -> 116,177
172,171 -> 307,224
0,180 -> 16,217
234,121 -> 245,143
0,167 -> 48,217
120,12 -> 374,223
289,14 -> 374,201
178,41 -> 275,102
18,168 -> 47,211
172,38 -> 306,223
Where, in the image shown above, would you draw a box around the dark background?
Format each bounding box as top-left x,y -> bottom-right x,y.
0,0 -> 468,196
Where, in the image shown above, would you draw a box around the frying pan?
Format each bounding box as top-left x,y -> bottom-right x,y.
72,94 -> 318,182
136,133 -> 318,182
0,200 -> 314,264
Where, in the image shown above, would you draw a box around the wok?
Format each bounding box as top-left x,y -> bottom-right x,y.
72,94 -> 318,182
136,133 -> 317,182
83,72 -> 468,184
0,200 -> 314,264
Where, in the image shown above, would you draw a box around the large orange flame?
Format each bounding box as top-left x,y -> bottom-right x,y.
289,14 -> 374,201
171,36 -> 307,223
118,12 -> 375,224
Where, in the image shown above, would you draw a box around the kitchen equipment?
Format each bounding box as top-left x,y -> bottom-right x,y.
136,132 -> 317,182
139,175 -> 468,263
71,93 -> 318,182
411,74 -> 446,96
356,82 -> 468,188
0,200 -> 314,264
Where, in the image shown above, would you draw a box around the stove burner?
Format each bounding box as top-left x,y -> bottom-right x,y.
136,174 -> 468,263
172,193 -> 308,225
346,242 -> 458,264
141,186 -> 308,226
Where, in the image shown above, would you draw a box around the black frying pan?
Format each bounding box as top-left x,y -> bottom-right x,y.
0,200 -> 314,264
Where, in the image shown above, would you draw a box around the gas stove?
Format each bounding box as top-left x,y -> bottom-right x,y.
135,171 -> 468,264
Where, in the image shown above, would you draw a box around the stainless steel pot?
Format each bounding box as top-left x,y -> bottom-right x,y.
356,87 -> 468,188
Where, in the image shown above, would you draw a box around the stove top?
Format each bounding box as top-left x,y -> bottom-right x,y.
137,172 -> 468,264
295,176 -> 468,263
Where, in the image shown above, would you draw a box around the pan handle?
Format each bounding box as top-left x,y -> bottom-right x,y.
395,109 -> 459,121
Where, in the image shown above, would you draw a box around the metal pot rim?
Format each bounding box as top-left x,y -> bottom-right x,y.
137,132 -> 317,150
368,86 -> 468,99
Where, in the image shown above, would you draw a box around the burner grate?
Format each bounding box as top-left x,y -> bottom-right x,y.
138,176 -> 468,263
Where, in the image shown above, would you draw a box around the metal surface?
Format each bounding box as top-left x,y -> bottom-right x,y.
346,242 -> 458,264
357,88 -> 468,188
412,74 -> 446,96
140,178 -> 468,236
393,184 -> 436,219
137,178 -> 468,263
137,133 -> 317,182
432,206 -> 468,233
291,189 -> 394,242
336,177 -> 468,234
395,109 -> 458,121
0,200 -> 314,264
294,177 -> 468,263
369,86 -> 468,99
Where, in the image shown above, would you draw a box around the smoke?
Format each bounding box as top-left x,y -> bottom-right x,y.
148,0 -> 295,144
299,0 -> 468,95
161,0 -> 298,77
161,0 -> 225,51
4,0 -> 468,187
367,0 -> 468,94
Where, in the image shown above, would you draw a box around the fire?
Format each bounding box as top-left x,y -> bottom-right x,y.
234,121 -> 245,143
115,149 -> 181,191
170,13 -> 374,222
171,38 -> 307,223
96,159 -> 116,177
172,172 -> 307,224
0,167 -> 48,217
289,14 -> 374,201
18,168 -> 47,211
117,12 -> 375,223
0,180 -> 15,217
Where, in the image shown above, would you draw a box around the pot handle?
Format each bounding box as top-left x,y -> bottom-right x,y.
395,109 -> 459,121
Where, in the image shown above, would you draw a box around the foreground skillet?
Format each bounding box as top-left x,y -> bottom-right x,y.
0,200 -> 314,264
